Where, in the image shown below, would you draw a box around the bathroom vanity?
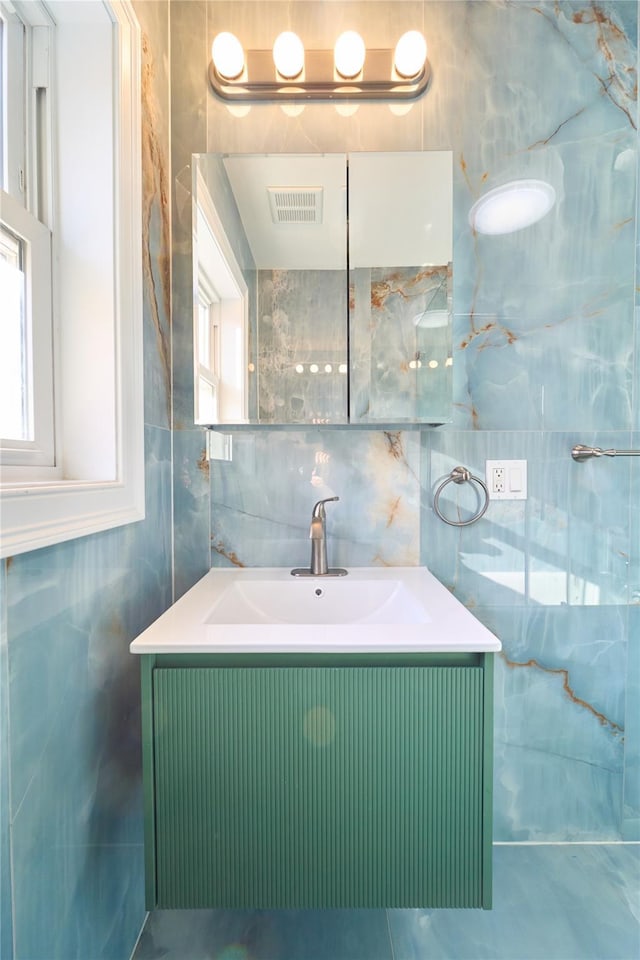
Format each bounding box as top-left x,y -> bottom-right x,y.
131,568 -> 500,910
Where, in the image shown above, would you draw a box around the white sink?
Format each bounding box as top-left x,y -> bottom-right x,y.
205,576 -> 430,626
130,567 -> 501,654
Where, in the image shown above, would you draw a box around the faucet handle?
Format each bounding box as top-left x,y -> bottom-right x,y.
312,496 -> 339,519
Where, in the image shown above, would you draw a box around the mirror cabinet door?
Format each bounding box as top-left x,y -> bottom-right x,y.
193,151 -> 452,427
348,152 -> 452,424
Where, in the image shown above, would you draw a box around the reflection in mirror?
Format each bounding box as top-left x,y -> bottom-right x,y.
193,151 -> 452,426
193,157 -> 251,424
225,154 -> 348,424
349,152 -> 452,423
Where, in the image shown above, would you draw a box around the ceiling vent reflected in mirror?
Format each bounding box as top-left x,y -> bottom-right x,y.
268,186 -> 324,224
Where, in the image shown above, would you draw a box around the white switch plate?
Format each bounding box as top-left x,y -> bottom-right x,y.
485,459 -> 527,500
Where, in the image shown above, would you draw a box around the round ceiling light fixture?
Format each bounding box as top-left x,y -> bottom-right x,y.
469,179 -> 556,236
413,309 -> 449,329
273,31 -> 305,79
211,32 -> 245,80
334,31 -> 366,79
394,30 -> 427,79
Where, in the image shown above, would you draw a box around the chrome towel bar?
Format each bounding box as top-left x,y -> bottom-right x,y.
571,444 -> 640,461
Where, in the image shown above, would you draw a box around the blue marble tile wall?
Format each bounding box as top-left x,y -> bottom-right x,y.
0,3 -> 175,958
170,3 -> 212,602
166,0 -> 640,841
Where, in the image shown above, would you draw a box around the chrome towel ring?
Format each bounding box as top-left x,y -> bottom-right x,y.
433,465 -> 490,527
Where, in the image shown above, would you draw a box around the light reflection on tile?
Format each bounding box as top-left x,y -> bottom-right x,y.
387,844 -> 640,960
132,845 -> 640,960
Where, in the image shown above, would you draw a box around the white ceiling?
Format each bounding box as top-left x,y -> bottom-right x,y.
222,151 -> 452,271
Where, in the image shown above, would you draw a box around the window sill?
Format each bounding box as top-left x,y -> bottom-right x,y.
1,474 -> 144,558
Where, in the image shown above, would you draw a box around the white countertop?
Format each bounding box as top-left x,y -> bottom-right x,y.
130,566 -> 501,655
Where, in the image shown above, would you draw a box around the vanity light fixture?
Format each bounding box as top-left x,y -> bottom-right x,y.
273,31 -> 305,79
209,29 -> 430,102
394,30 -> 428,79
334,31 -> 366,79
211,31 -> 245,80
469,179 -> 556,235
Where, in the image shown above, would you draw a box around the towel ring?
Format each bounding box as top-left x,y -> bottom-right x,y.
433,466 -> 490,527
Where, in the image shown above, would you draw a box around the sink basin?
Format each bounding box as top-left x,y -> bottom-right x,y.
130,567 -> 501,654
205,576 -> 430,626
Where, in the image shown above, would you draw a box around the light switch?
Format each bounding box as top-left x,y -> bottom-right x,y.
509,466 -> 522,492
485,460 -> 527,500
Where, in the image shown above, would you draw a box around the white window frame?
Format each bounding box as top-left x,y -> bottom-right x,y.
193,166 -> 249,426
0,0 -> 144,558
197,281 -> 222,424
0,193 -> 55,466
1,3 -> 55,469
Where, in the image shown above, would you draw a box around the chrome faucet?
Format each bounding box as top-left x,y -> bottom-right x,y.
291,497 -> 348,578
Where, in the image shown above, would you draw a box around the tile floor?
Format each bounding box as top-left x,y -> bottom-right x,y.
132,843 -> 640,960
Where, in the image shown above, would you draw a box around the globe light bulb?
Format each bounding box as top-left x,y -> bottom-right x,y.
394,30 -> 427,79
273,31 -> 304,79
334,31 -> 366,79
211,32 -> 245,80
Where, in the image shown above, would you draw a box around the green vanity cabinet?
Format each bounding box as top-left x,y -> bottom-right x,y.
141,652 -> 494,910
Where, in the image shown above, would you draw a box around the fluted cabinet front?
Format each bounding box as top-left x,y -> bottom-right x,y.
148,661 -> 492,909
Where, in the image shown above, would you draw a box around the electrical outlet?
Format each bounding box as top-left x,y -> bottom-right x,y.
492,466 -> 505,493
485,460 -> 527,500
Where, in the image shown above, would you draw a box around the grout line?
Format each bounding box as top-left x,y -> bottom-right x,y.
386,908 -> 397,960
493,840 -> 640,846
128,911 -> 150,960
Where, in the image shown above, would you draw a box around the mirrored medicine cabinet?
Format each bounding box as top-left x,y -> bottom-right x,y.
193,150 -> 453,427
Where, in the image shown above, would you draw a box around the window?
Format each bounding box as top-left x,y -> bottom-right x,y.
0,205 -> 54,467
0,1 -> 143,558
193,166 -> 248,425
0,3 -> 55,472
197,282 -> 222,423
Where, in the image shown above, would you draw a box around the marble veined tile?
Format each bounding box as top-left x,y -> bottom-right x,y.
256,270 -> 348,424
173,428 -> 212,600
423,431 -> 633,609
422,432 -> 535,607
134,907 -> 393,960
132,846 -> 639,960
452,302 -> 635,432
350,265 -> 452,425
5,422 -> 173,958
387,843 -> 640,960
491,604 -> 626,841
210,428 -> 421,570
624,605 -> 640,839
635,309 -> 640,433
137,0 -> 172,432
0,561 -> 12,960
